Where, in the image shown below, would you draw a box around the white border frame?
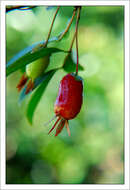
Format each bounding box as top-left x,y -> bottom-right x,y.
0,1 -> 129,190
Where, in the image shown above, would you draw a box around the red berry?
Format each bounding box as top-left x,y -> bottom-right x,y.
48,73 -> 83,136
54,73 -> 83,119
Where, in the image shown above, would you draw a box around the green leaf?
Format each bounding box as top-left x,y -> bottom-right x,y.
63,53 -> 84,73
18,84 -> 29,104
26,69 -> 56,124
19,69 -> 57,104
6,43 -> 66,76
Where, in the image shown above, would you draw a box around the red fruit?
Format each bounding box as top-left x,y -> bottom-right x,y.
48,73 -> 83,136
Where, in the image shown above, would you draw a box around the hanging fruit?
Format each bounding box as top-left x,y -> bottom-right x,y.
48,73 -> 83,136
48,7 -> 82,136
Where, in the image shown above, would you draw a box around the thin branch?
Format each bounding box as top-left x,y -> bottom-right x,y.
61,30 -> 76,68
58,7 -> 77,41
44,6 -> 60,47
69,30 -> 76,52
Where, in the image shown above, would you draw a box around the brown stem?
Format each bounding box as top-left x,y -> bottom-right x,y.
61,29 -> 76,69
58,7 -> 77,41
75,7 -> 81,75
62,8 -> 80,68
69,30 -> 76,52
44,6 -> 60,47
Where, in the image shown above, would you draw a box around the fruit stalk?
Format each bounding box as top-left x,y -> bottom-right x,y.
69,29 -> 76,52
44,6 -> 60,47
58,7 -> 77,41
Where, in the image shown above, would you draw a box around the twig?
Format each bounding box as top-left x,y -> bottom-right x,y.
58,7 -> 77,41
61,30 -> 76,68
69,30 -> 76,52
44,6 -> 60,47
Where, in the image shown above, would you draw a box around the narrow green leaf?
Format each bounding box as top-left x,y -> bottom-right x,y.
6,45 -> 66,76
26,69 -> 56,124
63,53 -> 84,72
19,69 -> 56,104
18,84 -> 29,104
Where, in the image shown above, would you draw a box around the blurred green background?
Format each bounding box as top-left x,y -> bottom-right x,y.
6,6 -> 124,184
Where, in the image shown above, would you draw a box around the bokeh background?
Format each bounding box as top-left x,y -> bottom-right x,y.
6,6 -> 124,184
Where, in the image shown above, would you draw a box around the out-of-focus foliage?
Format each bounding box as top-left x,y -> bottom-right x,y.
6,6 -> 124,184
